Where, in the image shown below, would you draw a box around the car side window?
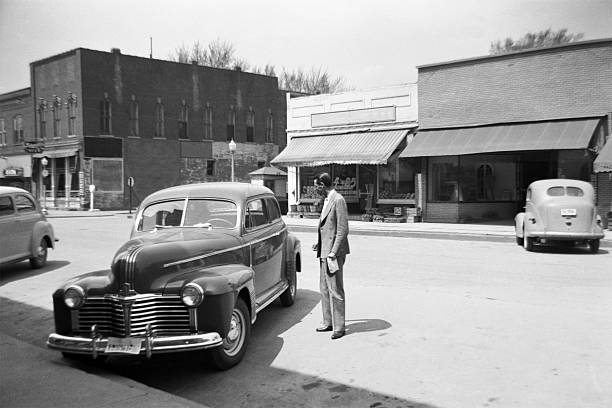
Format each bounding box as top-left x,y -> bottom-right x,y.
14,194 -> 36,213
265,197 -> 281,221
0,196 -> 15,216
245,199 -> 269,230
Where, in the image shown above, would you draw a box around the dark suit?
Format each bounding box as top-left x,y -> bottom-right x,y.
317,189 -> 350,332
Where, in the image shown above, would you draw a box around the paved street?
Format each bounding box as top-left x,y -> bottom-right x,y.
1,215 -> 611,408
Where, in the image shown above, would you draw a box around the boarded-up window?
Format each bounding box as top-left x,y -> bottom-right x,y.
92,158 -> 123,192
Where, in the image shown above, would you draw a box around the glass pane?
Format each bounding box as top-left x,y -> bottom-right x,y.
566,187 -> 584,197
428,157 -> 458,201
183,199 -> 237,229
547,187 -> 565,196
0,196 -> 14,216
139,200 -> 184,231
379,158 -> 414,200
15,195 -> 36,212
245,199 -> 268,229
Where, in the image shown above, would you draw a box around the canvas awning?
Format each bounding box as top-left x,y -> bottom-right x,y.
271,129 -> 409,167
400,118 -> 601,157
594,139 -> 612,173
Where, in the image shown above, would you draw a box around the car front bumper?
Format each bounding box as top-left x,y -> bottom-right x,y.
47,330 -> 223,358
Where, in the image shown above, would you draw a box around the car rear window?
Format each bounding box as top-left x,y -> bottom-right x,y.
546,186 -> 584,197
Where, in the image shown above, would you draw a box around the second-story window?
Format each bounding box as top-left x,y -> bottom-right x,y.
155,98 -> 165,138
226,105 -> 235,142
178,100 -> 188,139
265,109 -> 274,143
0,119 -> 6,146
53,96 -> 61,138
246,107 -> 255,142
14,115 -> 24,143
67,93 -> 77,135
38,99 -> 47,140
203,102 -> 213,140
129,95 -> 139,137
100,93 -> 112,134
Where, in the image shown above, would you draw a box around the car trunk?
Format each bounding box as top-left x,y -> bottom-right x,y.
545,199 -> 593,234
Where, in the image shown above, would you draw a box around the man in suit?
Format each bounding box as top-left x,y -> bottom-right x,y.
312,173 -> 350,340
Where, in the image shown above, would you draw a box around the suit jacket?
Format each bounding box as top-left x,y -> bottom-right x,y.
317,189 -> 350,258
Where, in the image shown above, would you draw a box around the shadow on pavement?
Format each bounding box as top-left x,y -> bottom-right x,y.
0,292 -> 437,408
0,260 -> 71,286
528,244 -> 609,255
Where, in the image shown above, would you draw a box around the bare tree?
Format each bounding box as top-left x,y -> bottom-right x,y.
168,39 -> 349,94
490,28 -> 584,55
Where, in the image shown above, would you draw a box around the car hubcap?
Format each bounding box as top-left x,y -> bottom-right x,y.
224,308 -> 245,356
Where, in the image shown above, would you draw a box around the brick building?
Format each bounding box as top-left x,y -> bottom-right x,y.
0,47 -> 287,209
402,38 -> 612,223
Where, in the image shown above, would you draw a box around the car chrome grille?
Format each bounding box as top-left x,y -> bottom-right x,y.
75,295 -> 191,337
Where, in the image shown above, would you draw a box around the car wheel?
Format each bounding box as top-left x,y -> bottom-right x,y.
523,233 -> 534,252
516,236 -> 524,246
210,298 -> 250,370
279,255 -> 297,307
29,238 -> 48,269
588,239 -> 600,253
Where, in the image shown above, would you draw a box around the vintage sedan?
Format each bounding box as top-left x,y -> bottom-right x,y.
0,186 -> 56,269
47,183 -> 301,369
515,179 -> 604,253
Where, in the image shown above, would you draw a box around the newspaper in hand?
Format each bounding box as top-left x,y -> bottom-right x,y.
327,256 -> 339,274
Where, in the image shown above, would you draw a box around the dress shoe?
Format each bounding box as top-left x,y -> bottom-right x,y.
331,330 -> 345,340
315,325 -> 333,332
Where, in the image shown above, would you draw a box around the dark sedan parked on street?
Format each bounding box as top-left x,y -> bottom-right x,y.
48,183 -> 301,369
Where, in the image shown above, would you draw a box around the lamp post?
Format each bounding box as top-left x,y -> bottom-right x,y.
228,139 -> 236,182
41,157 -> 48,212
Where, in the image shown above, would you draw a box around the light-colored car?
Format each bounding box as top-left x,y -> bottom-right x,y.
514,179 -> 604,252
48,182 -> 301,370
0,186 -> 57,268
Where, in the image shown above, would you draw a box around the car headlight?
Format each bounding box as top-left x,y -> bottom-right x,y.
181,283 -> 204,307
64,285 -> 86,309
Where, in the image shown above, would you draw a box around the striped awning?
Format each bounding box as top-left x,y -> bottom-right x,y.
594,139 -> 612,173
401,118 -> 601,157
271,129 -> 409,167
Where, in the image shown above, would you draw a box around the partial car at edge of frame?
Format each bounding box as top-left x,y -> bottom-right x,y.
514,179 -> 604,253
47,182 -> 301,370
0,186 -> 57,269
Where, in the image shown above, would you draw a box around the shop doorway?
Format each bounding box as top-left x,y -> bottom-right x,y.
517,153 -> 555,211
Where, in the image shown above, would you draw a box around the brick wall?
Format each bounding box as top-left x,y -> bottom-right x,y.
595,172 -> 612,228
0,88 -> 34,149
418,40 -> 612,129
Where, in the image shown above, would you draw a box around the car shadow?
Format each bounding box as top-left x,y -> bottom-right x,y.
0,260 -> 71,286
530,244 -> 609,255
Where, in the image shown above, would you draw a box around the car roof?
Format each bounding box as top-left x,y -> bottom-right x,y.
0,186 -> 31,195
528,179 -> 593,190
141,182 -> 274,205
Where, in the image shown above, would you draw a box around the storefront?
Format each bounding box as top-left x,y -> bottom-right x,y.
32,147 -> 83,210
401,118 -> 606,222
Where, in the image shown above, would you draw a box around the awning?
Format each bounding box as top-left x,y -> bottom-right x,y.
32,148 -> 78,158
271,129 -> 409,167
401,118 -> 601,157
594,139 -> 612,173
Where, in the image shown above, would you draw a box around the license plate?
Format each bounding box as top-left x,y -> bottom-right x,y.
561,208 -> 577,217
105,337 -> 143,354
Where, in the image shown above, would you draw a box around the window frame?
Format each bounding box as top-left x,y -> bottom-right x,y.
203,103 -> 213,140
246,107 -> 255,142
14,114 -> 24,143
243,197 -> 270,232
100,94 -> 112,134
155,98 -> 165,138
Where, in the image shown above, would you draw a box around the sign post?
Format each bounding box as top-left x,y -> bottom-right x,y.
127,177 -> 134,214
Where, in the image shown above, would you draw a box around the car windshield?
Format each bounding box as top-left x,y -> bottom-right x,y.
138,199 -> 237,231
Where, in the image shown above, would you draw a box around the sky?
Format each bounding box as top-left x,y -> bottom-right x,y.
1,0 -> 611,94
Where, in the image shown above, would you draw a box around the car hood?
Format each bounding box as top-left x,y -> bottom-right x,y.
105,228 -> 244,294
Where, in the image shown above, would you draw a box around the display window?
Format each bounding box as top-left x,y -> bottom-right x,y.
378,157 -> 415,202
298,165 -> 330,203
331,164 -> 358,203
428,156 -> 459,202
458,154 -> 517,202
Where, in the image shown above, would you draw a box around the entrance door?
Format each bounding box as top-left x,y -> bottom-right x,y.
517,153 -> 555,212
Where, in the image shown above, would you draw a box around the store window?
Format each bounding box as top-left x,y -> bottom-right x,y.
298,165 -> 330,203
92,158 -> 123,192
428,156 -> 459,202
458,154 -> 517,202
332,164 -> 358,204
378,157 -> 415,201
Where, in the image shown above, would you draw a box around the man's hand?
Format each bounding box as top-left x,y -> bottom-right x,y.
311,243 -> 318,251
327,252 -> 336,260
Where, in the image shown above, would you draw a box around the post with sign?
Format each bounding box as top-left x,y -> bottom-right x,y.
89,185 -> 96,211
127,177 -> 134,214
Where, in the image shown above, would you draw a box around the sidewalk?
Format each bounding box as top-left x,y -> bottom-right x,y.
45,209 -> 612,247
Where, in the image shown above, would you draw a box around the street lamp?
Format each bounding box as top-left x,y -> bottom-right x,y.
228,139 -> 236,182
41,157 -> 48,212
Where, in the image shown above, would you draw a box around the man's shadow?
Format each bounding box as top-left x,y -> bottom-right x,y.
345,318 -> 392,336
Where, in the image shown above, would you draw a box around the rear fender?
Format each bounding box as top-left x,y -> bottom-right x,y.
514,213 -> 525,238
31,221 -> 54,253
